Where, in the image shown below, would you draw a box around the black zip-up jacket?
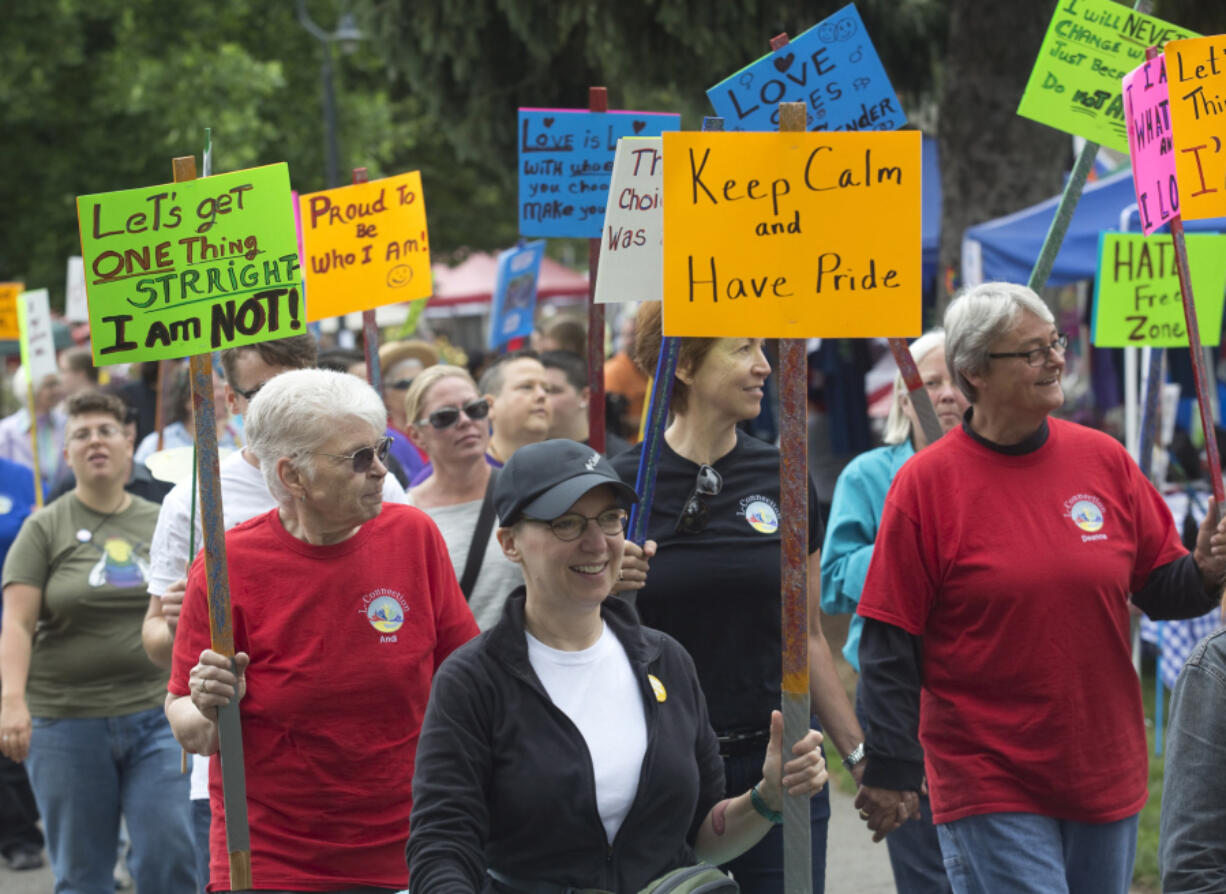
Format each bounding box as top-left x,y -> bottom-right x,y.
407,589 -> 725,894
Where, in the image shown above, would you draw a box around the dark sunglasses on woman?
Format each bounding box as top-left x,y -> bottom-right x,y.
420,398 -> 491,430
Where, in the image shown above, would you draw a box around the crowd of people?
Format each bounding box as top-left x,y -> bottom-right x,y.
0,284 -> 1221,894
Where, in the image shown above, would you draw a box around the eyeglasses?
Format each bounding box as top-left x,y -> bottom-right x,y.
419,399 -> 490,430
68,423 -> 124,442
525,508 -> 627,541
987,333 -> 1069,367
675,465 -> 723,534
312,436 -> 392,474
386,378 -> 415,391
233,382 -> 264,402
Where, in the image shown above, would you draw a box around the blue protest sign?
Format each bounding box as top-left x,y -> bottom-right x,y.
518,109 -> 681,238
706,4 -> 905,133
488,240 -> 546,349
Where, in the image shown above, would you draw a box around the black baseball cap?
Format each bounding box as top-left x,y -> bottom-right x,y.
495,439 -> 639,526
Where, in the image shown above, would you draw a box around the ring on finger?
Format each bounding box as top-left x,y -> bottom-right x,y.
858,809 -> 871,820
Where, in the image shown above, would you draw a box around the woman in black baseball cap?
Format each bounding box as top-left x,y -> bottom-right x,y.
407,439 -> 828,894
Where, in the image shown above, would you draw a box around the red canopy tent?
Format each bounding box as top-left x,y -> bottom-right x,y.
428,252 -> 589,311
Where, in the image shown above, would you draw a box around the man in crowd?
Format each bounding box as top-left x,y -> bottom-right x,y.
479,350 -> 552,467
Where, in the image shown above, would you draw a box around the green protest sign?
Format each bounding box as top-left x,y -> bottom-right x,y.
76,163 -> 304,365
1017,0 -> 1196,153
1092,232 -> 1226,347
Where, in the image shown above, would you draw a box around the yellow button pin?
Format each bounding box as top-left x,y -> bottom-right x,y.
648,674 -> 667,702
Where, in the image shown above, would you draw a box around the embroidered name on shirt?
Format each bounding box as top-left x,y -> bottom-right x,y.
359,588 -> 409,640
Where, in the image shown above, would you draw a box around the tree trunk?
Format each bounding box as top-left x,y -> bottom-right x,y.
937,0 -> 1070,303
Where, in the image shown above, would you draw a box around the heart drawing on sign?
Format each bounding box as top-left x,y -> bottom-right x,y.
773,53 -> 795,73
632,120 -> 646,134
543,117 -> 555,128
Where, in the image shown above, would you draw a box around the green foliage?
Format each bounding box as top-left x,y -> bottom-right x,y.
0,0 -> 948,311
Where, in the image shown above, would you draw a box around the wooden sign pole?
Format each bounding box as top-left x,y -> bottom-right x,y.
587,87 -> 607,453
173,154 -> 253,890
351,167 -> 384,393
777,97 -> 812,894
626,117 -> 725,554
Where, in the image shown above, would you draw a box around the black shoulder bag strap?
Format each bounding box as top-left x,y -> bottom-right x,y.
458,468 -> 499,600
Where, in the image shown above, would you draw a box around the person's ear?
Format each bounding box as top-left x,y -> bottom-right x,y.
406,423 -> 428,451
223,384 -> 241,418
276,456 -> 308,502
496,526 -> 522,564
675,359 -> 696,387
578,386 -> 590,410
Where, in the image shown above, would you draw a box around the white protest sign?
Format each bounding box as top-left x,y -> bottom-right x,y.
595,137 -> 663,304
18,289 -> 58,384
65,256 -> 89,322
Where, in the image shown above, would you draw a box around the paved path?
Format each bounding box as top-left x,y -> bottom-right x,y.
825,774 -> 897,893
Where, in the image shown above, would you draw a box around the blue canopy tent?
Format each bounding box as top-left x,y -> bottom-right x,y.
962,169 -> 1225,286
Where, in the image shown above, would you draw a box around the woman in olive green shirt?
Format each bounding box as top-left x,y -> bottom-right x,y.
0,390 -> 194,894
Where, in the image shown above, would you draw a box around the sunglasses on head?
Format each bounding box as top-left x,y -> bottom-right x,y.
420,398 -> 490,430
313,436 -> 392,474
675,464 -> 723,534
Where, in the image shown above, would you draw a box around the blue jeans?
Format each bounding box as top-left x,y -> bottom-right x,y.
936,811 -> 1139,894
192,797 -> 211,893
25,706 -> 195,894
886,793 -> 951,894
720,746 -> 830,894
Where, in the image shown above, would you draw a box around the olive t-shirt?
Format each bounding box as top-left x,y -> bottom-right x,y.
3,493 -> 166,717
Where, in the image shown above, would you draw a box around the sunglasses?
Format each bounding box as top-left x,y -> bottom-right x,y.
386,378 -> 415,391
313,436 -> 392,474
233,382 -> 264,402
420,398 -> 490,430
675,464 -> 723,534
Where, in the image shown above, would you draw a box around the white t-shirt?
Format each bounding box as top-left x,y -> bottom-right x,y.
415,497 -> 523,630
148,448 -> 408,798
527,623 -> 647,843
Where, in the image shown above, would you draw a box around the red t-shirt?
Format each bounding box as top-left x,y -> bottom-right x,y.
858,418 -> 1184,825
169,504 -> 479,891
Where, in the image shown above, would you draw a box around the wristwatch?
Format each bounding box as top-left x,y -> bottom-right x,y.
842,742 -> 866,771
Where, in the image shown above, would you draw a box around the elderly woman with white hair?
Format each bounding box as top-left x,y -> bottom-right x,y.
164,369 -> 478,894
820,329 -> 965,894
852,283 -> 1226,894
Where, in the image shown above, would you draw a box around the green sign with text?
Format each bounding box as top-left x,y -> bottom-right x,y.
76,163 -> 305,365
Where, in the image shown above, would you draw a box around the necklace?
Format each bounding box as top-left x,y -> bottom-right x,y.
74,491 -> 129,544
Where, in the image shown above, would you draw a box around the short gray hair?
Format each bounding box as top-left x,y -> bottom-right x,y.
944,282 -> 1054,403
244,368 -> 386,503
883,329 -> 946,446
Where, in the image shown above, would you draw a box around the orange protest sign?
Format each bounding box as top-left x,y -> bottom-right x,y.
1168,36 -> 1226,221
0,283 -> 22,340
661,130 -> 921,338
298,171 -> 432,321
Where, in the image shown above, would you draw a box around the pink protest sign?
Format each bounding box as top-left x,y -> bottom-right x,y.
1123,55 -> 1179,235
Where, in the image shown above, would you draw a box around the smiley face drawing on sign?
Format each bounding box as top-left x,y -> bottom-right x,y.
387,265 -> 413,288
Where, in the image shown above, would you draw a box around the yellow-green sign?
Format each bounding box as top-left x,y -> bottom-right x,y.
76,163 -> 304,365
1017,0 -> 1196,153
1092,232 -> 1226,347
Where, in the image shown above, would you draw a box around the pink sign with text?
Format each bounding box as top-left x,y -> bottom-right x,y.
1123,55 -> 1179,235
